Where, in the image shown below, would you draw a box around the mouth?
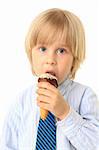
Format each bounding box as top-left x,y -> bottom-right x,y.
46,71 -> 56,77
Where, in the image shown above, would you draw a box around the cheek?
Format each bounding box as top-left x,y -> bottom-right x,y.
63,57 -> 73,71
32,55 -> 44,75
32,57 -> 36,67
32,54 -> 38,71
32,58 -> 40,70
67,60 -> 73,71
59,57 -> 73,77
32,52 -> 39,66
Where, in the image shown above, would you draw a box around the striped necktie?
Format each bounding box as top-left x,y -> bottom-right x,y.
35,111 -> 56,150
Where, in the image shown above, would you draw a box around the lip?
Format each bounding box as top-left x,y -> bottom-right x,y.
45,71 -> 56,77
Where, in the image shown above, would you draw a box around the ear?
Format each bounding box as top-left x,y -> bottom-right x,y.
68,64 -> 74,79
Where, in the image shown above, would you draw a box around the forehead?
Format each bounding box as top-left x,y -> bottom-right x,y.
36,21 -> 70,47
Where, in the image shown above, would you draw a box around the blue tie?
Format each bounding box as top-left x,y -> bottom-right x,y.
35,111 -> 56,150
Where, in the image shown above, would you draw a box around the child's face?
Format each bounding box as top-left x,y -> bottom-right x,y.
32,41 -> 73,84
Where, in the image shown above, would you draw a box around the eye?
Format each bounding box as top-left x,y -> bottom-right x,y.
57,48 -> 66,54
39,47 -> 47,52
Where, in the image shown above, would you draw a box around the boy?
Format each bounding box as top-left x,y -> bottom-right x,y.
1,8 -> 99,150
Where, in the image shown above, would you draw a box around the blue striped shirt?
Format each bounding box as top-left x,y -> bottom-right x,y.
0,76 -> 99,150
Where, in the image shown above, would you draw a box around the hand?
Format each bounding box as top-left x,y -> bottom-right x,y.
36,81 -> 70,120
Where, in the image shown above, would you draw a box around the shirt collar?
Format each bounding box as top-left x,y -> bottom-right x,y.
58,78 -> 72,96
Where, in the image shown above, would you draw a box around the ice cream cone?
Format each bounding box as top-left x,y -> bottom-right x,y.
38,73 -> 58,120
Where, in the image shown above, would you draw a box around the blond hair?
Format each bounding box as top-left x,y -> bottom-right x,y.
25,8 -> 85,79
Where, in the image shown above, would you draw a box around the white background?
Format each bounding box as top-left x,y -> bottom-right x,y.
0,0 -> 99,139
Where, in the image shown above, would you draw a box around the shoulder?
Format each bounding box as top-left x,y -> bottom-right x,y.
68,80 -> 98,106
73,81 -> 99,115
5,85 -> 34,126
13,85 -> 34,114
71,80 -> 98,105
70,80 -> 96,96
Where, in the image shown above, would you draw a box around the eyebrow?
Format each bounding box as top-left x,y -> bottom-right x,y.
55,44 -> 71,52
36,43 -> 70,49
54,44 -> 69,49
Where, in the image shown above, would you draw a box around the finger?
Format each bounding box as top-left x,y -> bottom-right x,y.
37,100 -> 50,111
37,95 -> 50,103
36,88 -> 53,97
38,81 -> 58,93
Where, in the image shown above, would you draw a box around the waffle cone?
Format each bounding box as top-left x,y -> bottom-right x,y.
40,108 -> 49,120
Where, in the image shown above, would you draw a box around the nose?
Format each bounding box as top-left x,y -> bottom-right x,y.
46,59 -> 56,65
46,53 -> 56,65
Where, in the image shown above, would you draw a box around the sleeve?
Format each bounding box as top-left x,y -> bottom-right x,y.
56,87 -> 99,150
0,96 -> 22,150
